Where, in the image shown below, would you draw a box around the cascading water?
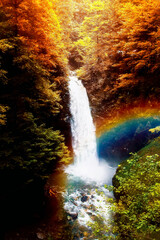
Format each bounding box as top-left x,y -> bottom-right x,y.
69,72 -> 98,166
66,72 -> 115,184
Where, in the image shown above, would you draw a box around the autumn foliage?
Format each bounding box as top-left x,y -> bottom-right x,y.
0,0 -> 68,68
74,0 -> 160,117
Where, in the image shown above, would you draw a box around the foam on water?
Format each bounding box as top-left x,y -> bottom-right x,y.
63,183 -> 113,227
66,160 -> 116,185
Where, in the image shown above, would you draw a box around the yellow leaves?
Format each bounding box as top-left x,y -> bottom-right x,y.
119,0 -> 160,40
149,126 -> 160,134
0,39 -> 14,52
89,0 -> 105,12
118,2 -> 137,22
0,105 -> 9,125
76,36 -> 92,47
76,68 -> 84,78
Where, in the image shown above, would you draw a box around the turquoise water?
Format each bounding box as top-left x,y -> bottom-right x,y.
97,117 -> 160,166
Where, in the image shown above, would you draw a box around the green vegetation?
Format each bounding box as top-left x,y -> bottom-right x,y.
0,113 -> 70,182
91,138 -> 160,240
0,1 -> 71,195
113,137 -> 160,240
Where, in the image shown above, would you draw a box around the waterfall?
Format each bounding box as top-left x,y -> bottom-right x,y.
69,71 -> 98,166
66,72 -> 114,184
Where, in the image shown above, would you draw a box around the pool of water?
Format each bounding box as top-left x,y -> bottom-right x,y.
97,117 -> 160,166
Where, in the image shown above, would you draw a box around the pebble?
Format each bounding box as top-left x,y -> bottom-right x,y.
81,195 -> 88,202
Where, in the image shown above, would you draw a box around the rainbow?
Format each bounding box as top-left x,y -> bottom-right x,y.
96,100 -> 160,164
96,100 -> 160,137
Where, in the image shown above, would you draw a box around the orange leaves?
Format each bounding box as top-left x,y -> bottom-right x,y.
49,188 -> 57,197
134,60 -> 147,71
1,0 -> 67,70
18,0 -> 63,65
113,0 -> 160,84
118,73 -> 134,81
115,73 -> 136,89
73,0 -> 160,113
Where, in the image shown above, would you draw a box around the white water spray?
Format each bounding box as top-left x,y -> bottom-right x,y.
66,72 -> 115,184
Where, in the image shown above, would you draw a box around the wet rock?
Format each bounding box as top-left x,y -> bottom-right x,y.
87,211 -> 93,216
81,195 -> 88,202
68,212 -> 78,220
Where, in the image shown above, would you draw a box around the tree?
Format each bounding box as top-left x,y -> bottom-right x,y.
70,0 -> 160,120
113,0 -> 160,87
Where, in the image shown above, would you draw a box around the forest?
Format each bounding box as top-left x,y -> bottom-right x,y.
0,0 -> 160,239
